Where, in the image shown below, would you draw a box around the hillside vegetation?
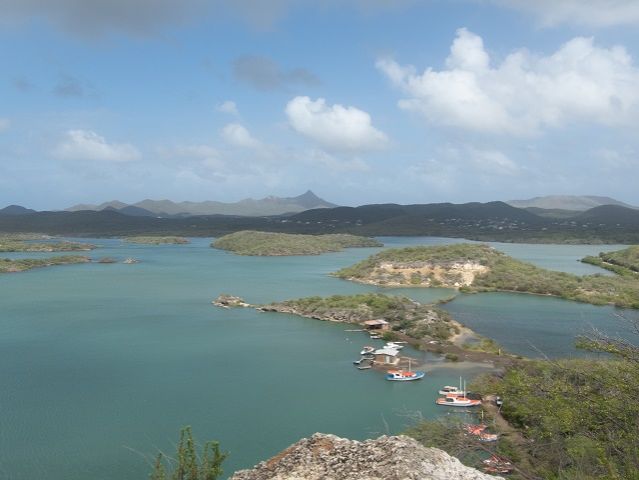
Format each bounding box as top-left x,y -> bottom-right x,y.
582,245 -> 639,277
263,293 -> 459,340
0,255 -> 91,273
474,357 -> 639,479
335,244 -> 639,308
212,231 -> 381,256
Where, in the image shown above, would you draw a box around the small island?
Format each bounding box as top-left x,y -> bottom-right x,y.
211,230 -> 382,256
0,235 -> 95,252
334,243 -> 639,309
124,236 -> 189,245
0,255 -> 91,273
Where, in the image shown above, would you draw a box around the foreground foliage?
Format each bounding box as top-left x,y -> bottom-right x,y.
211,230 -> 381,256
150,426 -> 227,480
335,244 -> 639,308
473,357 -> 639,479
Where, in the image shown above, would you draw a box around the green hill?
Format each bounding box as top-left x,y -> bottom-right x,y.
335,244 -> 639,308
211,231 -> 381,256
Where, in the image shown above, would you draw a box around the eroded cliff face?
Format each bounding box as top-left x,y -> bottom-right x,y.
365,261 -> 489,287
230,433 -> 501,480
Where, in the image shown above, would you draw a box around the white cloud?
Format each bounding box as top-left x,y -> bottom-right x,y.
492,0 -> 639,28
0,118 -> 10,131
377,28 -> 639,135
217,100 -> 239,116
285,96 -> 388,152
160,144 -> 224,169
221,123 -> 262,149
54,129 -> 141,162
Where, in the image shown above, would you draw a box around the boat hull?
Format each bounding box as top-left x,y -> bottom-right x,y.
385,371 -> 425,381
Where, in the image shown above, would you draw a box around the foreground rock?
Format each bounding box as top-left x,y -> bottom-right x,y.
230,433 -> 500,480
213,294 -> 251,308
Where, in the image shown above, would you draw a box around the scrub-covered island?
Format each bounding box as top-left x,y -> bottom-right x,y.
0,255 -> 91,273
0,234 -> 95,252
124,236 -> 189,245
214,292 -> 508,365
211,230 -> 382,256
334,243 -> 639,309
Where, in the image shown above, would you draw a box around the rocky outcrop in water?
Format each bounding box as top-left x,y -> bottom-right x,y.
212,294 -> 251,308
230,433 -> 501,480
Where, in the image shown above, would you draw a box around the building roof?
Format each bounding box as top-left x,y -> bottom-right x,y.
363,319 -> 389,326
374,347 -> 400,356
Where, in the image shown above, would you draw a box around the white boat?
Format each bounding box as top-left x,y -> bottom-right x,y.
438,386 -> 466,396
384,342 -> 405,350
360,346 -> 375,355
385,358 -> 425,381
436,396 -> 481,407
438,377 -> 466,396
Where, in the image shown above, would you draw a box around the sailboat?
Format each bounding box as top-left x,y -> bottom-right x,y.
436,379 -> 481,406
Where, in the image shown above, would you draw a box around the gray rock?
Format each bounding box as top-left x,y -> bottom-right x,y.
230,433 -> 501,480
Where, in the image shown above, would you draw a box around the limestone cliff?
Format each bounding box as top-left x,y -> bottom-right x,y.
230,433 -> 500,480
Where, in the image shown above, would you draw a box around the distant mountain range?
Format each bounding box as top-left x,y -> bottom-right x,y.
2,199 -> 639,243
507,195 -> 637,211
0,205 -> 36,215
66,190 -> 337,217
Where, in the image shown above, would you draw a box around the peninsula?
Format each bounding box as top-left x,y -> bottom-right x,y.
124,236 -> 189,245
213,292 -> 510,364
0,255 -> 91,273
211,231 -> 382,256
0,235 -> 95,252
581,245 -> 639,277
335,243 -> 639,309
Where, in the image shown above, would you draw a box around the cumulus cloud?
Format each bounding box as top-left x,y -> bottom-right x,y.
161,144 -> 224,169
54,129 -> 141,162
377,28 -> 639,135
285,96 -> 388,152
492,0 -> 639,28
233,55 -> 320,91
0,118 -> 10,131
217,100 -> 239,116
221,123 -> 262,149
305,149 -> 370,172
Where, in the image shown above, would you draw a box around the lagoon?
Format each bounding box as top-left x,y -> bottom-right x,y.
0,237 -> 636,479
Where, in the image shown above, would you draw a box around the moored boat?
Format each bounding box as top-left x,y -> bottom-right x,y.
360,346 -> 375,355
386,369 -> 425,381
438,386 -> 466,396
436,395 -> 481,407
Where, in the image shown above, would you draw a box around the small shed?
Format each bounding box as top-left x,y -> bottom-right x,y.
363,319 -> 390,331
373,347 -> 400,366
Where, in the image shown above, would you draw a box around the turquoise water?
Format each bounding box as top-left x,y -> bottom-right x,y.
0,237 -> 636,479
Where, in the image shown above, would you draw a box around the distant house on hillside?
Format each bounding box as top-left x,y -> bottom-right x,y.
363,319 -> 390,331
373,347 -> 400,366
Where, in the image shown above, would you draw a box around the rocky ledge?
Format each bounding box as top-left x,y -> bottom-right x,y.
230,433 -> 500,480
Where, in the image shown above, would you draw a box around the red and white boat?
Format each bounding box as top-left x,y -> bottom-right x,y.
436,395 -> 481,407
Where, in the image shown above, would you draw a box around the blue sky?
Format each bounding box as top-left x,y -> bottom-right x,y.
1,0 -> 639,209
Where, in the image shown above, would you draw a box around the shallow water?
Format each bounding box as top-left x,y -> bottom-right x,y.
0,237 -> 636,479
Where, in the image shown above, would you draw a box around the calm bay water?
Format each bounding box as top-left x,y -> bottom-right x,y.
0,237 -> 636,479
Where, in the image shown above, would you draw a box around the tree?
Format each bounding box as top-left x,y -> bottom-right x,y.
150,426 -> 227,480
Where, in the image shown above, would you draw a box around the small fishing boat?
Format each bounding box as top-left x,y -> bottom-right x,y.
360,346 -> 375,355
386,359 -> 425,381
436,396 -> 481,407
384,342 -> 405,350
439,376 -> 466,396
463,424 -> 498,442
386,370 -> 425,381
483,455 -> 513,474
438,386 -> 465,396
